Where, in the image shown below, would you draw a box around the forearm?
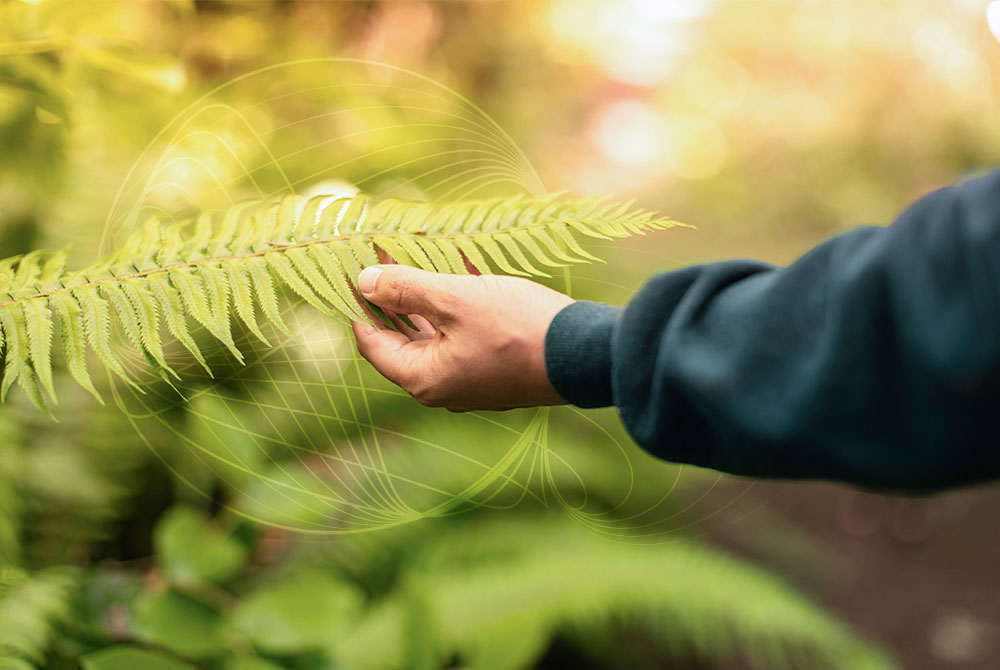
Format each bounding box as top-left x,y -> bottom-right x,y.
546,169 -> 1000,492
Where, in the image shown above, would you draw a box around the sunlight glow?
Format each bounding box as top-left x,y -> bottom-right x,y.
914,19 -> 991,99
549,0 -> 714,86
989,1 -> 1000,44
590,99 -> 728,182
591,99 -> 669,169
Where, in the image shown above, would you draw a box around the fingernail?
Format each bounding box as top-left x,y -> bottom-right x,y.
358,267 -> 383,296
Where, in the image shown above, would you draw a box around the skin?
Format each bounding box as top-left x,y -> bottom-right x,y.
351,263 -> 574,411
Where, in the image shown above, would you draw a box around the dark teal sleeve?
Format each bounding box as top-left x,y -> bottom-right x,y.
545,169 -> 1000,492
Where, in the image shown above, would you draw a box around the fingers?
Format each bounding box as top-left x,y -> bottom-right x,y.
407,313 -> 436,333
357,264 -> 463,325
367,249 -> 437,338
351,319 -> 422,386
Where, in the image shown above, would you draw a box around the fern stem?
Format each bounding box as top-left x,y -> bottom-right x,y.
0,191 -> 682,412
0,218 -> 665,310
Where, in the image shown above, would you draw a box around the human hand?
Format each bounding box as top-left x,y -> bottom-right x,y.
350,264 -> 575,411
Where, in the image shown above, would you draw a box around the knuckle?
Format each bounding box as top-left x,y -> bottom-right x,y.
383,273 -> 419,309
384,277 -> 407,305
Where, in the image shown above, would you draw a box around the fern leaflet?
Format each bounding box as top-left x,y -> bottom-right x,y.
0,192 -> 684,413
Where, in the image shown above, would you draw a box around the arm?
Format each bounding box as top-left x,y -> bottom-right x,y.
353,169 -> 1000,492
549,169 -> 1000,491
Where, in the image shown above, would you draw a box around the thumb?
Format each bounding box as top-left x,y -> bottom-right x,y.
357,264 -> 461,324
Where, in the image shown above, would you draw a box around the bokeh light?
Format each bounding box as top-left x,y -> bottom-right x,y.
2,2 -> 1000,668
989,1 -> 1000,43
591,99 -> 669,170
548,0 -> 713,86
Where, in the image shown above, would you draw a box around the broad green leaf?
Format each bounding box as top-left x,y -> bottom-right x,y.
187,392 -> 263,488
133,591 -> 225,659
223,655 -> 287,670
82,645 -> 196,670
232,568 -> 363,654
154,506 -> 247,586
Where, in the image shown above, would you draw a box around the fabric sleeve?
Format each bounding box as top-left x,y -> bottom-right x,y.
545,169 -> 1000,492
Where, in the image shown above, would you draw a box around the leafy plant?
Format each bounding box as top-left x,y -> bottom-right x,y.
0,4 -> 921,668
7,508 -> 887,670
0,566 -> 79,670
333,515 -> 893,670
0,192 -> 679,414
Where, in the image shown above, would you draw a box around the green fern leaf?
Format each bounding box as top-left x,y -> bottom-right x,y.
223,264 -> 269,347
76,290 -> 140,392
50,292 -> 102,402
245,258 -> 294,340
147,276 -> 211,375
335,517 -> 893,670
0,309 -> 24,403
23,300 -> 56,405
0,191 -> 684,410
0,566 -> 79,668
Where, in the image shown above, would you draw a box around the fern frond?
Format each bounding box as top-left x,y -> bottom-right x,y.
0,192 -> 683,412
335,517 -> 893,670
0,566 -> 79,669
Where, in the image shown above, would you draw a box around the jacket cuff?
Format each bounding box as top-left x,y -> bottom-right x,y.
544,300 -> 619,408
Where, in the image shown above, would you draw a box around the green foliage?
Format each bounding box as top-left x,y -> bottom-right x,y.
4,3 -> 962,668
76,507 -> 894,670
0,415 -> 21,565
154,506 -> 248,587
81,646 -> 196,670
134,591 -> 226,659
0,490 -> 894,670
332,516 -> 892,670
0,567 -> 78,670
0,192 -> 678,414
232,568 -> 363,655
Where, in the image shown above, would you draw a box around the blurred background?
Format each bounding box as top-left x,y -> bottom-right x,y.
2,1 -> 1000,669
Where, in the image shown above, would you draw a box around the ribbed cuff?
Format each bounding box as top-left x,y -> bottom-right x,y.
544,300 -> 619,408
